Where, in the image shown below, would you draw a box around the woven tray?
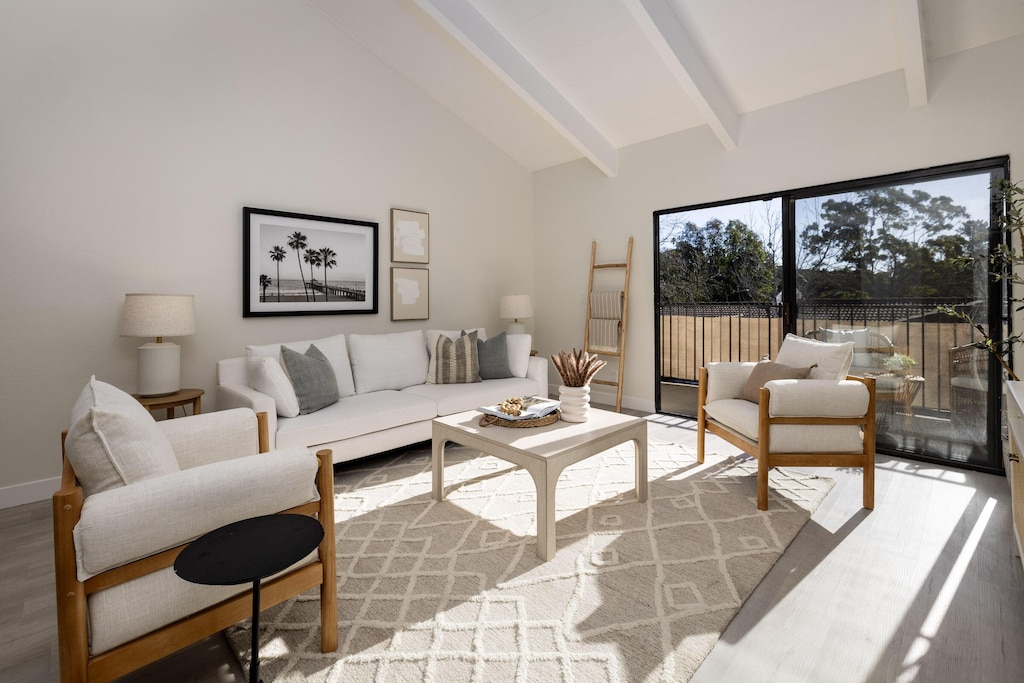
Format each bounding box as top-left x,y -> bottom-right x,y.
478,410 -> 560,428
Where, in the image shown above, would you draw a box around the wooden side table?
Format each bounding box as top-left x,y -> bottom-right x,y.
133,388 -> 204,419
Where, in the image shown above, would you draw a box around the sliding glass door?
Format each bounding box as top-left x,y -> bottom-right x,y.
655,157 -> 1008,472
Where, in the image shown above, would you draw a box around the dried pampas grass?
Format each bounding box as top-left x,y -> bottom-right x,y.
551,348 -> 606,387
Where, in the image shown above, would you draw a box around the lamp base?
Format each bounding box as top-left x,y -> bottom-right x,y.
137,342 -> 181,397
506,322 -> 526,335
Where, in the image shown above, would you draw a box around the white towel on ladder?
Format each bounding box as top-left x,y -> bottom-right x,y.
590,290 -> 623,320
589,319 -> 620,353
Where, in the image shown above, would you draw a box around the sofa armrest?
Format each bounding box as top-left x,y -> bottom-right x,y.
705,362 -> 757,404
157,408 -> 263,470
527,355 -> 549,394
766,379 -> 871,418
73,447 -> 317,580
216,383 -> 278,449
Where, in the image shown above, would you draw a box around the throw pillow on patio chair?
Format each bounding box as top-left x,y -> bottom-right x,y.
697,334 -> 877,510
53,377 -> 337,683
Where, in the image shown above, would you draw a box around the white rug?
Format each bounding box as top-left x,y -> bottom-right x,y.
228,440 -> 833,682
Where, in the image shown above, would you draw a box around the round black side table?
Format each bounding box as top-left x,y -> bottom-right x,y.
174,514 -> 324,683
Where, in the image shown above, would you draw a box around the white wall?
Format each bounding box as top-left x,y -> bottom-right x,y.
533,33 -> 1024,412
0,1 -> 533,505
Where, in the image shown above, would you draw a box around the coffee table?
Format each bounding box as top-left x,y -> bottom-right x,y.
174,514 -> 324,683
432,407 -> 647,561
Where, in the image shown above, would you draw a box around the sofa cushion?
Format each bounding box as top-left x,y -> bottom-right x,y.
506,333 -> 532,378
275,390 -> 438,449
64,377 -> 180,498
775,333 -> 854,380
281,344 -> 340,414
741,360 -> 815,403
247,333 -> 356,398
427,331 -> 481,384
247,355 -> 301,418
403,376 -> 540,416
478,332 -> 513,379
349,330 -> 429,393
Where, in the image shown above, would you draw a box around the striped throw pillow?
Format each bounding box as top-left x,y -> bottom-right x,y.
427,331 -> 481,384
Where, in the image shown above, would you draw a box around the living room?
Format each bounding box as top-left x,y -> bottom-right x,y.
3,1 -> 1024,681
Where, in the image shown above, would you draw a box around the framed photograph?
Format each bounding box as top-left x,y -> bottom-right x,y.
391,267 -> 429,321
243,207 -> 378,317
390,209 -> 429,263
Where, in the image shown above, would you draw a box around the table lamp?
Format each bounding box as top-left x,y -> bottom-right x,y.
119,294 -> 196,396
500,294 -> 533,335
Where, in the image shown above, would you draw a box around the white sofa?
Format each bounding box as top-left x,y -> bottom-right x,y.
217,328 -> 548,464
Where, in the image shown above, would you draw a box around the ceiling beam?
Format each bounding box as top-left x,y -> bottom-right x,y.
893,0 -> 928,107
623,0 -> 738,151
409,0 -> 618,176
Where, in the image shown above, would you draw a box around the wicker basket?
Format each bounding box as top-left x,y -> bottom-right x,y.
478,410 -> 561,428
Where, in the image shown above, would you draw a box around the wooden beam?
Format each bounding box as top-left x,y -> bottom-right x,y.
410,0 -> 618,176
894,0 -> 928,107
623,0 -> 739,150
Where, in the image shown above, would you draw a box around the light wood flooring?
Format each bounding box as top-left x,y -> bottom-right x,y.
3,413 -> 1023,682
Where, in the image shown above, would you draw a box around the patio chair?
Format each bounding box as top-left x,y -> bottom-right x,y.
949,343 -> 989,431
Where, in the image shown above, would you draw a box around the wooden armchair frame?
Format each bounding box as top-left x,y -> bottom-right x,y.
53,412 -> 338,683
697,369 -> 877,511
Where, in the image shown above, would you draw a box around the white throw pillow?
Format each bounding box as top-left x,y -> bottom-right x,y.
247,356 -> 301,418
349,330 -> 430,392
247,333 -> 355,398
64,376 -> 180,498
505,334 -> 532,378
775,333 -> 854,380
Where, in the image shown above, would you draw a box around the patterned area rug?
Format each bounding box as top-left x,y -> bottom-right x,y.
228,439 -> 833,681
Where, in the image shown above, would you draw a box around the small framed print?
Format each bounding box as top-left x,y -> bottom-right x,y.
391,209 -> 429,264
391,267 -> 429,321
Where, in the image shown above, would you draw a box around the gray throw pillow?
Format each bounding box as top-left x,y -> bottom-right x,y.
477,331 -> 513,379
281,344 -> 340,414
741,360 -> 816,403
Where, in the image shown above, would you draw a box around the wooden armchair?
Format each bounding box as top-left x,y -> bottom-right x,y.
697,333 -> 877,510
54,378 -> 337,683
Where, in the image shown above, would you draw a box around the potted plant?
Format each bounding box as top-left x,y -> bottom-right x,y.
940,178 -> 1024,381
551,348 -> 606,422
883,353 -> 917,377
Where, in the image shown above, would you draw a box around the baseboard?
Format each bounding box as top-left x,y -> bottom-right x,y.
546,383 -> 655,414
0,476 -> 60,510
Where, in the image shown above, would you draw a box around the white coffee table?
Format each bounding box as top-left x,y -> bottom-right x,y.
432,407 -> 648,561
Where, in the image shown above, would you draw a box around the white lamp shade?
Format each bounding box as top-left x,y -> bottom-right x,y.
119,294 -> 196,339
500,294 -> 533,321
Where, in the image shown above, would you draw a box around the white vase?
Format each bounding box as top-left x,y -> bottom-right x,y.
559,384 -> 590,422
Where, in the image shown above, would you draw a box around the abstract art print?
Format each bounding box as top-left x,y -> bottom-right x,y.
390,209 -> 429,264
243,207 -> 378,317
391,267 -> 429,321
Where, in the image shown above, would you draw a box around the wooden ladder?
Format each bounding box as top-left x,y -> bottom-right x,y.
583,237 -> 633,411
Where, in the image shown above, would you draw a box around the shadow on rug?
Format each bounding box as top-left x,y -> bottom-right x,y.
228,440 -> 833,682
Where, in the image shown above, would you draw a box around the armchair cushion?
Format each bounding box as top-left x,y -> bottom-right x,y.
705,362 -> 757,403
766,379 -> 870,417
704,398 -> 864,453
64,377 -> 179,498
73,446 -> 316,580
157,408 -> 262,469
741,360 -> 815,402
775,333 -> 854,380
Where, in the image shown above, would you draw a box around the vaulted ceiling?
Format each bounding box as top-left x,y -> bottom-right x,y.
308,0 -> 1024,176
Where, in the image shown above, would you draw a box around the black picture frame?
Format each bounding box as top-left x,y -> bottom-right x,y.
243,207 -> 378,317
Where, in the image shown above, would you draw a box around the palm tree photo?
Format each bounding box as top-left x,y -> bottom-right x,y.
269,245 -> 287,301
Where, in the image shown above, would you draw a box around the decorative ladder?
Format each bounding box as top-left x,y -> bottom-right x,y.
583,237 -> 633,412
